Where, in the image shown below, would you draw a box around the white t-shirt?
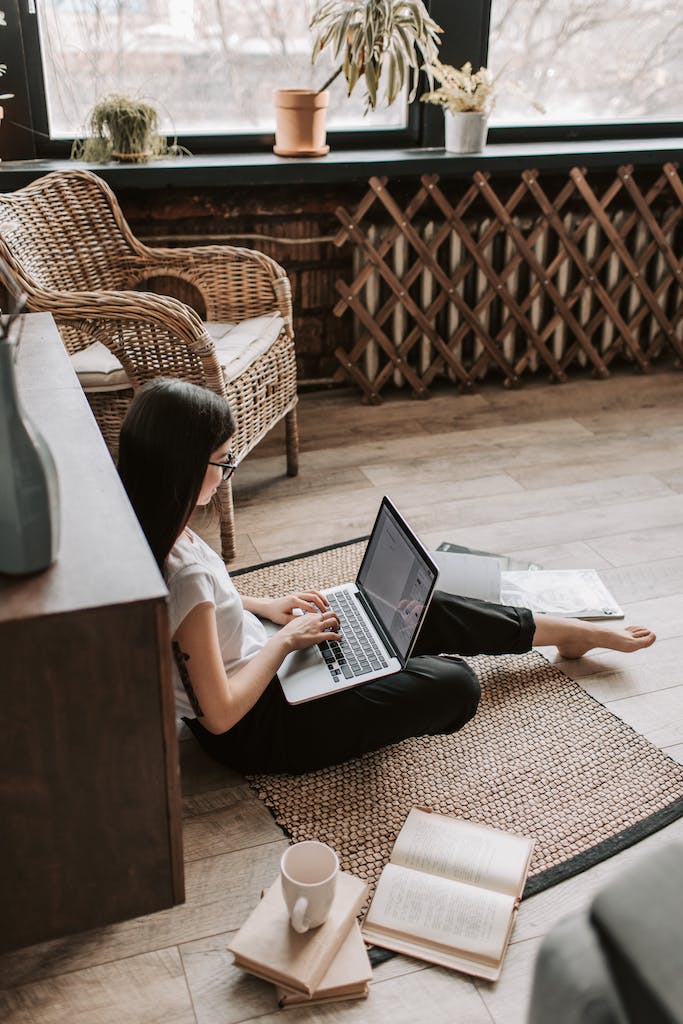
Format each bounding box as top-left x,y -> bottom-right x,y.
164,528 -> 268,719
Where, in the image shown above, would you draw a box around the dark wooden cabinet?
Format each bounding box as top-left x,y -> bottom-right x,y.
0,314 -> 183,953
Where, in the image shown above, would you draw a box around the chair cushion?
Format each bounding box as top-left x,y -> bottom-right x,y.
69,340 -> 130,392
70,314 -> 285,392
205,313 -> 285,383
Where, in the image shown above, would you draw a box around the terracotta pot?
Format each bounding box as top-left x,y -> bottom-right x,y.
273,89 -> 329,158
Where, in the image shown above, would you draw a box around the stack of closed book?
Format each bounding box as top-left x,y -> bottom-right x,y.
228,869 -> 371,1009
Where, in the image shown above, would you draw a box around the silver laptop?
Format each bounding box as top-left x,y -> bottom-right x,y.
265,497 -> 439,705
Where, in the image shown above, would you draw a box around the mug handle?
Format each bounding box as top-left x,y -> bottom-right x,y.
290,896 -> 309,933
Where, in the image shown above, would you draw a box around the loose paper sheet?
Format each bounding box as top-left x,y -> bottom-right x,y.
500,569 -> 624,619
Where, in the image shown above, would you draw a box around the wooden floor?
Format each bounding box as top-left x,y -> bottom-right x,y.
3,368 -> 683,1023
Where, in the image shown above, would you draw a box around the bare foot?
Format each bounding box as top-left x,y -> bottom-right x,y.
555,622 -> 656,660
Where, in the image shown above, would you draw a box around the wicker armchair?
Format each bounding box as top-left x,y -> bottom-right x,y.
0,169 -> 299,561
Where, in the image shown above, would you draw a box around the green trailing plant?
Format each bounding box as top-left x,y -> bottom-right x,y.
310,0 -> 442,111
70,95 -> 188,163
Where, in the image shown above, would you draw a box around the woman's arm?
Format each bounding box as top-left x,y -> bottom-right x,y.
242,591 -> 329,624
172,600 -> 339,735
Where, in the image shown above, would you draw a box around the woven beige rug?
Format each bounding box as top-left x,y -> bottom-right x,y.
235,538 -> 683,898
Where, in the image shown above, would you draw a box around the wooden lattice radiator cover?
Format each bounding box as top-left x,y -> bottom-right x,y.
332,164 -> 683,402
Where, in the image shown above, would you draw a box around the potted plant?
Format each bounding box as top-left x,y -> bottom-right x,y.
421,59 -> 545,154
421,60 -> 496,154
273,0 -> 442,158
71,95 -> 186,164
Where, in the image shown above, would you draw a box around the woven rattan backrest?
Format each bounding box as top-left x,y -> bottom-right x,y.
0,170 -> 141,294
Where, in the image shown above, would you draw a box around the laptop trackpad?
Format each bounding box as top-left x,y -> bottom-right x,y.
259,618 -> 325,675
260,618 -> 330,700
279,644 -> 324,675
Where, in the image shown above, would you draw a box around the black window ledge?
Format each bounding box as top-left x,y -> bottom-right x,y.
0,138 -> 680,191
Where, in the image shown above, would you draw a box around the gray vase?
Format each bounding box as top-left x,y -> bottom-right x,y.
0,337 -> 60,574
444,111 -> 488,154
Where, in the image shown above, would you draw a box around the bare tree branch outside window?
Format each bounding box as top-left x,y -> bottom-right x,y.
488,0 -> 682,123
36,0 -> 407,136
35,0 -> 682,137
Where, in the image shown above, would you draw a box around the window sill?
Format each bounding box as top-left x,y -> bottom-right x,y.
0,137 -> 681,190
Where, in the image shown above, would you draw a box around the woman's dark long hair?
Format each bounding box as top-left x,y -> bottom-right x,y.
118,379 -> 235,569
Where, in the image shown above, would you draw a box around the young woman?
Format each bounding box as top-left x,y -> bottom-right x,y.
118,379 -> 656,774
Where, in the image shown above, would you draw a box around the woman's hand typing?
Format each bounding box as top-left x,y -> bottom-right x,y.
172,600 -> 339,736
277,609 -> 341,652
244,590 -> 330,624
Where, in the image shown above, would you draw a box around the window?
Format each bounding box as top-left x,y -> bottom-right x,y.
10,0 -> 683,158
36,0 -> 407,139
488,0 -> 683,128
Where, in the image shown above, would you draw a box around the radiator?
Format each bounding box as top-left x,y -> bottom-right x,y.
353,210 -> 679,388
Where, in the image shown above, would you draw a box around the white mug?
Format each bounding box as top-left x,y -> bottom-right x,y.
280,841 -> 339,933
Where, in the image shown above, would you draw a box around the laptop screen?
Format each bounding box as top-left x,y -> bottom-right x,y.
356,497 -> 439,663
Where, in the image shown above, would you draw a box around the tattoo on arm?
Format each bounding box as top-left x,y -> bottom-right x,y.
172,641 -> 204,718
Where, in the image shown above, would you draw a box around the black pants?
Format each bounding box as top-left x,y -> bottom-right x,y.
184,592 -> 535,774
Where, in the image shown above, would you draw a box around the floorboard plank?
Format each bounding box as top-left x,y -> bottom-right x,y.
605,684 -> 683,747
666,744 -> 683,765
0,948 -> 196,1024
242,477 -> 679,566
418,493 -> 683,565
504,540 -> 615,571
584,523 -> 683,568
247,416 -> 596,478
475,937 -> 543,1024
182,789 -> 284,862
568,637 -> 683,701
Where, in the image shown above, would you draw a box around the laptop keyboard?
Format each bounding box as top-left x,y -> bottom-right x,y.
319,590 -> 389,681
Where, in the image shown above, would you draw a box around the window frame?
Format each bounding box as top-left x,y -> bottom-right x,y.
8,0 -> 683,162
18,0 -> 465,159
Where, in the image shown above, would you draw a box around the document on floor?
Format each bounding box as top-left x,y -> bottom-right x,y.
433,543 -> 623,620
500,568 -> 624,620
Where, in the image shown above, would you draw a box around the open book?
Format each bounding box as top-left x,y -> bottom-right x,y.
434,543 -> 623,620
361,808 -> 534,982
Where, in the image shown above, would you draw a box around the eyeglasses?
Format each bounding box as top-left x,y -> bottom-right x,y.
208,452 -> 238,481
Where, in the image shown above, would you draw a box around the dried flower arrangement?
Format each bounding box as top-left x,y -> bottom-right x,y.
421,58 -> 545,119
421,60 -> 497,115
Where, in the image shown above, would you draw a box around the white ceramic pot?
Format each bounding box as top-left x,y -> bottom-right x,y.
444,111 -> 488,154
